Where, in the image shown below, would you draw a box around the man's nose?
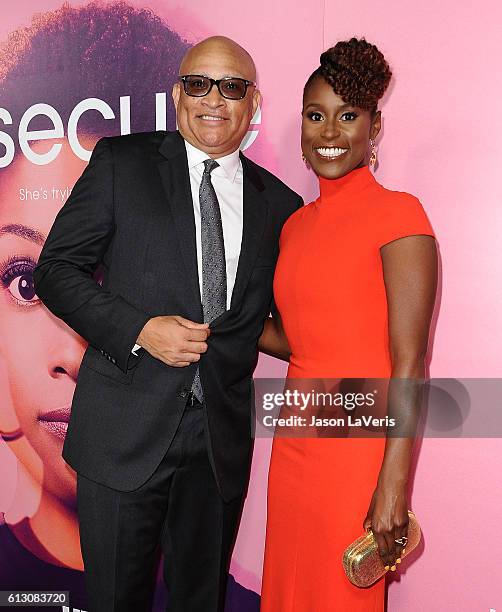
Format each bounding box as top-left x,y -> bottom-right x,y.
201,83 -> 226,108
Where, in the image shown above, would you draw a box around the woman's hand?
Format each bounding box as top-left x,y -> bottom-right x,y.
363,477 -> 409,571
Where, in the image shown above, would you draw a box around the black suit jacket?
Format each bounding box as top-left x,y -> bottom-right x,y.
33,130 -> 302,501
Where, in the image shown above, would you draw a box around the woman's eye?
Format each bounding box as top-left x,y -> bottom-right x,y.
340,111 -> 358,121
8,273 -> 37,303
1,259 -> 39,306
307,111 -> 324,122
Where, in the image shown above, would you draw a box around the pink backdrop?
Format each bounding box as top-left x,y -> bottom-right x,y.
1,1 -> 501,610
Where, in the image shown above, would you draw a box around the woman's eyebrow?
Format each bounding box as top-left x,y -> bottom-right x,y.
0,223 -> 45,245
303,102 -> 353,111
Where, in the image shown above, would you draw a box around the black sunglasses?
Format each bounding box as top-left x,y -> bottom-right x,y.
179,75 -> 256,100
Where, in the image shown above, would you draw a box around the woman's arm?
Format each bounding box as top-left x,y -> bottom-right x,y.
364,234 -> 437,570
258,309 -> 291,362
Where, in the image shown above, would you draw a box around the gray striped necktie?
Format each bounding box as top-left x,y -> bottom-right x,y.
191,159 -> 227,402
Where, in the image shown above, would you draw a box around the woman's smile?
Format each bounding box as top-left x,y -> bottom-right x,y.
313,146 -> 349,160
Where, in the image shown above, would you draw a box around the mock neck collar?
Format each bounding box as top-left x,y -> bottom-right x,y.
319,165 -> 376,201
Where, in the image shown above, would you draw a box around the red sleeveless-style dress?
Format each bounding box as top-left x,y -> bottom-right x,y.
261,166 -> 434,611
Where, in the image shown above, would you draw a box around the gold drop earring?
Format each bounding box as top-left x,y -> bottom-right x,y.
369,139 -> 378,168
302,153 -> 311,170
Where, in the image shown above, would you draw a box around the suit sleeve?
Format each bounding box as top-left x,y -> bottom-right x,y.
33,137 -> 151,372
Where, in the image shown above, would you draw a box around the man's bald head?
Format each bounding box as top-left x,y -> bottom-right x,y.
172,35 -> 260,158
179,36 -> 256,81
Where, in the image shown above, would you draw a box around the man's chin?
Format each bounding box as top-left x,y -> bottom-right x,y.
187,132 -> 238,156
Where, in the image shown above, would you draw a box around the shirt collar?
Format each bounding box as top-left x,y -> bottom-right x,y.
184,139 -> 241,183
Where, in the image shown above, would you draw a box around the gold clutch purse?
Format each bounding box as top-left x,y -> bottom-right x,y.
342,511 -> 421,588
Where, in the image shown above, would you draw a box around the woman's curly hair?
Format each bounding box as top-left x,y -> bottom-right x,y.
0,2 -> 190,142
304,37 -> 392,112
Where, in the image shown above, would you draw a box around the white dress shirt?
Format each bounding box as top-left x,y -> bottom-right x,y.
132,138 -> 244,354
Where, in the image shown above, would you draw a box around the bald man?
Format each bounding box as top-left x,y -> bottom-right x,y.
34,36 -> 302,611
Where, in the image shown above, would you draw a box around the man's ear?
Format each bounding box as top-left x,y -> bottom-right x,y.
370,110 -> 382,140
252,88 -> 261,118
172,82 -> 181,110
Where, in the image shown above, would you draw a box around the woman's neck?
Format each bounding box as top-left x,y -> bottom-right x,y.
318,164 -> 375,201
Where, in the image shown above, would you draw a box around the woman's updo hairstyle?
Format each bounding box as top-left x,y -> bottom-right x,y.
304,37 -> 392,113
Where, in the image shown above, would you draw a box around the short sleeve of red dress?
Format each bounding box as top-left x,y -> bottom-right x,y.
376,191 -> 435,248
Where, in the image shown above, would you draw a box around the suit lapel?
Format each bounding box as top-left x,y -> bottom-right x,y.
157,132 -> 202,318
211,154 -> 268,327
231,154 -> 268,307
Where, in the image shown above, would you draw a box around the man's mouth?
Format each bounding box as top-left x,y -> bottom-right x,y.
314,146 -> 349,159
38,406 -> 71,440
198,114 -> 227,122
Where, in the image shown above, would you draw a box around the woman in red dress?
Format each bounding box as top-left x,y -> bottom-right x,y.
259,38 -> 437,611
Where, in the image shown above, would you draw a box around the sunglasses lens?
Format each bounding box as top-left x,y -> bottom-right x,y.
219,78 -> 247,99
184,76 -> 211,96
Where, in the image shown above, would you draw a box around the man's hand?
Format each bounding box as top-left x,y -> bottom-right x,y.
136,316 -> 210,367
